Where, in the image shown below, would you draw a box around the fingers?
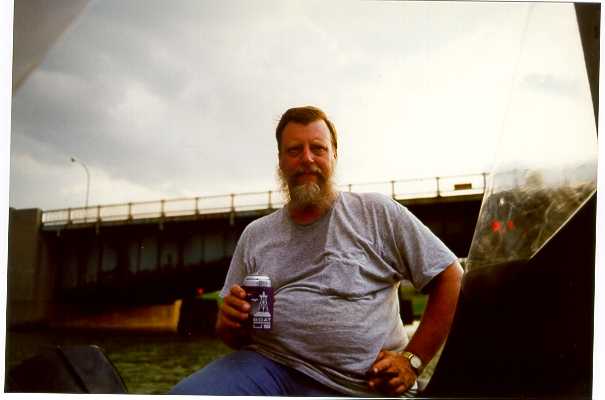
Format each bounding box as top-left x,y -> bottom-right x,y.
219,304 -> 248,326
217,311 -> 244,329
218,285 -> 250,329
368,377 -> 410,396
224,292 -> 250,313
370,354 -> 395,375
227,284 -> 250,307
388,375 -> 404,388
393,384 -> 409,395
367,375 -> 409,395
367,378 -> 382,390
367,350 -> 416,395
367,356 -> 399,392
229,284 -> 247,299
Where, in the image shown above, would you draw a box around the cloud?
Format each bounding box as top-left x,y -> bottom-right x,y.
10,138 -> 186,209
9,1 -> 595,211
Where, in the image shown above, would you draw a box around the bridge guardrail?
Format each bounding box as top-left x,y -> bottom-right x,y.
41,173 -> 487,226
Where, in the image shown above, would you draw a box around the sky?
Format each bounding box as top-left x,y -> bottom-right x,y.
7,0 -> 599,213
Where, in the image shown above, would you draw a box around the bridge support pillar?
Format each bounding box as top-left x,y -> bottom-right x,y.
7,208 -> 57,327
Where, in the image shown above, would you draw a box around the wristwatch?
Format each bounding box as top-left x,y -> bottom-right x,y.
401,351 -> 423,374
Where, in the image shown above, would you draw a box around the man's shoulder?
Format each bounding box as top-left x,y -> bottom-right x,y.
337,192 -> 417,226
243,207 -> 285,234
339,191 -> 402,210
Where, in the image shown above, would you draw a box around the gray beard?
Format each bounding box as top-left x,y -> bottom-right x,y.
289,182 -> 323,209
277,167 -> 337,211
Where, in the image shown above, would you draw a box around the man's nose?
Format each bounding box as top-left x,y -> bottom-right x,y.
301,146 -> 314,164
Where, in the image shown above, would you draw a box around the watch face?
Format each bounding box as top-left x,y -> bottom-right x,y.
403,351 -> 422,370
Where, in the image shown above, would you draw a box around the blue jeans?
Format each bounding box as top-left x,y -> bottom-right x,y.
168,350 -> 344,396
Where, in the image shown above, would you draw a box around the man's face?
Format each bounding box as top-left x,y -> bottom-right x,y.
278,119 -> 337,209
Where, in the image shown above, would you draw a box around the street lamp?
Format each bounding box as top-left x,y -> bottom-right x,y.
70,156 -> 90,209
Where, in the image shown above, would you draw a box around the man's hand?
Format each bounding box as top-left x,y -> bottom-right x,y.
216,285 -> 252,348
366,350 -> 417,396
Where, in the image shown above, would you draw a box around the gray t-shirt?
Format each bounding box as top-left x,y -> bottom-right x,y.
220,192 -> 457,396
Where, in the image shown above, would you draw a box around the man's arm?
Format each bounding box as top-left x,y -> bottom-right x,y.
403,261 -> 463,362
367,261 -> 463,395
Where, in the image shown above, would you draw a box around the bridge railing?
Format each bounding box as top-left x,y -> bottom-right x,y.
41,173 -> 487,226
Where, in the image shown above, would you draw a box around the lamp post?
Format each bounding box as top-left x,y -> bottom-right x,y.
70,157 -> 90,209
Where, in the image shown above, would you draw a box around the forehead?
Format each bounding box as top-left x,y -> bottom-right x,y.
281,119 -> 331,144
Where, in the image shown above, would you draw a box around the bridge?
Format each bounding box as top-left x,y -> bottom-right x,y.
8,173 -> 485,330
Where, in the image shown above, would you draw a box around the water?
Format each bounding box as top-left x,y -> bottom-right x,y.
6,324 -> 438,395
5,328 -> 231,394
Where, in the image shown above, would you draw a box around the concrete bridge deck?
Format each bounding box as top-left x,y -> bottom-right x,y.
40,173 -> 487,229
8,174 -> 485,331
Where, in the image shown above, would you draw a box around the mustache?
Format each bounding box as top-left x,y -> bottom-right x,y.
292,165 -> 325,179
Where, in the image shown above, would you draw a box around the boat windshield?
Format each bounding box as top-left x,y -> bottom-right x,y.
466,3 -> 598,271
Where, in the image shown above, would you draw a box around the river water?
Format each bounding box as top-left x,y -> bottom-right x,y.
5,323 -> 432,394
5,328 -> 231,394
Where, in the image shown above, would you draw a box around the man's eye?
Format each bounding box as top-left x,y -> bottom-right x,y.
287,148 -> 301,156
312,146 -> 327,155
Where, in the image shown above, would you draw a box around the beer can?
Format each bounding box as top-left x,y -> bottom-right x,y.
242,274 -> 273,330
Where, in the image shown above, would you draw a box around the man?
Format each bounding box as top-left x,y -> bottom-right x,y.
170,106 -> 463,396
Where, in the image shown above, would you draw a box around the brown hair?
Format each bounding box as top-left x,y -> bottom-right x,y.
275,106 -> 338,157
